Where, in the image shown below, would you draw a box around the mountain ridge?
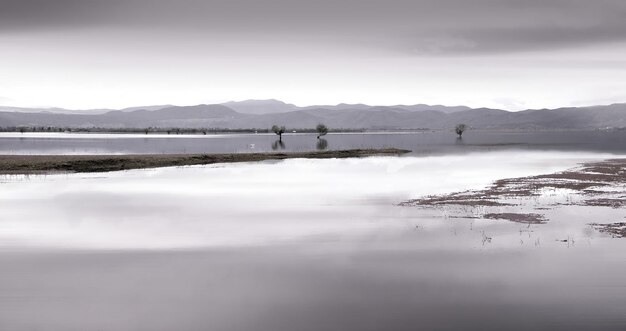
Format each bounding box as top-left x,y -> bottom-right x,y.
1,101 -> 625,130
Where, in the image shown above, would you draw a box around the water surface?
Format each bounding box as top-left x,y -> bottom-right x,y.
1,130 -> 625,155
1,150 -> 625,330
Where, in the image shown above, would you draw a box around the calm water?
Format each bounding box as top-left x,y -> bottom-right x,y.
1,130 -> 626,155
1,148 -> 625,330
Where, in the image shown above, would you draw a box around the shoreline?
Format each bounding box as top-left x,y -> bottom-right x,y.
0,148 -> 410,174
1,128 -> 623,135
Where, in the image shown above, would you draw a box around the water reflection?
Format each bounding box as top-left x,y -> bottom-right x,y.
0,151 -> 617,249
1,130 -> 625,155
1,151 -> 626,330
316,138 -> 328,150
271,139 -> 286,150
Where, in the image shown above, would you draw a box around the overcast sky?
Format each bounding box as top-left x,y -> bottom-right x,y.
1,0 -> 626,110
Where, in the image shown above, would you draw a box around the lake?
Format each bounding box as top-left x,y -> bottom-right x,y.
0,133 -> 625,330
1,130 -> 626,155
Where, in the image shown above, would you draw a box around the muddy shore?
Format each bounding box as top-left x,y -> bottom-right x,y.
401,158 -> 626,235
0,148 -> 410,174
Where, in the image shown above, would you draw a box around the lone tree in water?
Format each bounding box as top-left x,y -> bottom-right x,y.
316,123 -> 328,139
271,125 -> 286,141
455,123 -> 467,138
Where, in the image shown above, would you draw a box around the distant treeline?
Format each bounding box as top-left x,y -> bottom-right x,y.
0,126 -> 369,134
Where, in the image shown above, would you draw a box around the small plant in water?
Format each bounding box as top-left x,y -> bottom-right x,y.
481,230 -> 492,245
455,123 -> 467,138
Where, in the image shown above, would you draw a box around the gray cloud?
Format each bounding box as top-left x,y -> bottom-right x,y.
408,24 -> 626,55
0,0 -> 114,31
2,0 -> 626,54
2,0 -> 626,110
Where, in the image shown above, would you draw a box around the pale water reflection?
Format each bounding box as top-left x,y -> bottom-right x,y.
1,151 -> 625,330
0,151 -> 615,249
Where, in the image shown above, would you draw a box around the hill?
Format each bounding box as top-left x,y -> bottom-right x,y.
1,101 -> 625,130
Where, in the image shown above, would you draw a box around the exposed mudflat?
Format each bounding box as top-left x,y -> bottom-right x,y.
0,148 -> 410,174
590,222 -> 626,238
483,213 -> 548,224
401,158 -> 625,234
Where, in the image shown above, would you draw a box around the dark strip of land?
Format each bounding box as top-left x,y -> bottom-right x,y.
0,148 -> 410,174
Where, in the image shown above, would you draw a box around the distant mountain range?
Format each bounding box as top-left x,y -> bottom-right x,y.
1,100 -> 625,130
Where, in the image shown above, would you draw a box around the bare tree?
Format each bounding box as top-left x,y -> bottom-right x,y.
316,123 -> 328,139
271,125 -> 286,141
455,123 -> 467,138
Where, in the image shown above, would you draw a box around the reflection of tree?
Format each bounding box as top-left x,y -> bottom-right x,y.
316,138 -> 328,150
271,140 -> 286,150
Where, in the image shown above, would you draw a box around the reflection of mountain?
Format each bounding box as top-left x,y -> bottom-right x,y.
1,100 -> 626,130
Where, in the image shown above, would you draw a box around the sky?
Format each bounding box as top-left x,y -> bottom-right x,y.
1,0 -> 626,110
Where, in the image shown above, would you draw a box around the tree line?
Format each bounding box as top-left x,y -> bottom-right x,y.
1,123 -> 467,136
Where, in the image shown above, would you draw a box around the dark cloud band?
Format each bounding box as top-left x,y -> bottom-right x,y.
1,0 -> 625,54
